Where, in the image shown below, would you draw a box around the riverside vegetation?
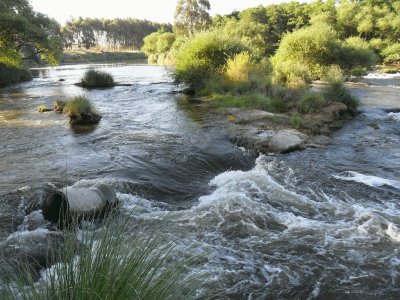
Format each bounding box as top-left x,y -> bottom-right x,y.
1,214 -> 194,299
143,0 -> 400,132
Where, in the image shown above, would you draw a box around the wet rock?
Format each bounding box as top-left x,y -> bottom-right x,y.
69,111 -> 102,125
227,108 -> 285,124
368,122 -> 380,130
54,100 -> 65,113
19,211 -> 47,231
268,130 -> 305,153
0,229 -> 79,279
324,102 -> 348,119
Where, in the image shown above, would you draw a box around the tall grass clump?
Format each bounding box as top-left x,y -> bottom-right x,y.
80,69 -> 115,88
63,96 -> 101,124
3,215 -> 194,299
322,66 -> 359,112
298,91 -> 326,113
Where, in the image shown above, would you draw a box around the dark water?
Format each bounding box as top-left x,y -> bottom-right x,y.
1,64 -> 400,298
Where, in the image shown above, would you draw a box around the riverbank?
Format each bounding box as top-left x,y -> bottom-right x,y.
180,94 -> 354,154
60,50 -> 147,64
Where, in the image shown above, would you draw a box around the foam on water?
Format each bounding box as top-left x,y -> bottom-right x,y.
364,72 -> 400,79
124,156 -> 400,297
333,171 -> 400,189
388,112 -> 400,121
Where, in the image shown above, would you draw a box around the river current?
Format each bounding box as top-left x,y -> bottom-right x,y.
0,63 -> 399,298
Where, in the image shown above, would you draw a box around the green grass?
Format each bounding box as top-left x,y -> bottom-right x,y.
210,94 -> 269,111
80,69 -> 115,88
63,96 -> 101,124
2,214 -> 194,299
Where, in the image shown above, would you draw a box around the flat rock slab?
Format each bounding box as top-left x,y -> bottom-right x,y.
269,130 -> 305,153
227,108 -> 284,123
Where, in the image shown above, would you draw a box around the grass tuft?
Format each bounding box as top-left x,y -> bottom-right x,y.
80,69 -> 115,88
2,214 -> 194,299
63,96 -> 101,124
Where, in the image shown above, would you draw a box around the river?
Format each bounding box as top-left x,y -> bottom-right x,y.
0,63 -> 399,298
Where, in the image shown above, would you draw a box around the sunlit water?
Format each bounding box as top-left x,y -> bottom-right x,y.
1,64 -> 400,298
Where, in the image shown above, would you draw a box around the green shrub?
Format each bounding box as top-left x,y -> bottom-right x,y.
290,113 -> 304,129
80,69 -> 115,88
63,96 -> 102,124
298,91 -> 326,113
369,38 -> 390,60
3,215 -> 194,299
338,37 -> 377,73
173,30 -> 247,92
271,23 -> 339,85
382,43 -> 400,64
0,64 -> 32,87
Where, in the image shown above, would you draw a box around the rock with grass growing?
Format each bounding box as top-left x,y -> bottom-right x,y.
63,96 -> 101,124
54,100 -> 66,113
79,69 -> 115,88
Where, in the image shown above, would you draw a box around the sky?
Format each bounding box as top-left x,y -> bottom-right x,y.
30,0 -> 294,25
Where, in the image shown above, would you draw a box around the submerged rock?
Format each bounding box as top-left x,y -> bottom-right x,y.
42,183 -> 119,227
268,130 -> 305,153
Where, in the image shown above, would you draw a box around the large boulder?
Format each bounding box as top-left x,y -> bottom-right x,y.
268,130 -> 305,153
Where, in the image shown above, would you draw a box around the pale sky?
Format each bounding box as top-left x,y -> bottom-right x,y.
30,0 -> 299,25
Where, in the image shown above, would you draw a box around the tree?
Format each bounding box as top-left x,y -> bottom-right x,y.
174,0 -> 212,36
0,0 -> 62,66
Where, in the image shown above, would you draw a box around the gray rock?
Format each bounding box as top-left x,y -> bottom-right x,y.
0,229 -> 79,279
227,108 -> 285,123
269,130 -> 304,153
19,211 -> 47,231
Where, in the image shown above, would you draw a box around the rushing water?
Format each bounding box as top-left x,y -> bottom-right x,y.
1,63 -> 400,298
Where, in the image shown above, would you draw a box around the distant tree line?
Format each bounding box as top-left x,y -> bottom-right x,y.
61,17 -> 172,50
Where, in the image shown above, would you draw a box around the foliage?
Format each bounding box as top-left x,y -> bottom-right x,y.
382,43 -> 400,64
60,50 -> 146,64
338,37 -> 377,72
142,29 -> 176,57
3,215 -> 194,299
174,0 -> 212,36
80,69 -> 115,88
290,113 -> 305,129
271,23 -> 339,85
173,30 -> 246,92
298,91 -> 326,113
61,17 -> 170,50
322,70 -> 359,112
0,63 -> 31,87
0,0 -> 63,67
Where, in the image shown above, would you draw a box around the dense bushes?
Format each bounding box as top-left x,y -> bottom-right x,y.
173,30 -> 247,92
0,64 -> 32,87
272,24 -> 377,86
80,69 -> 115,88
271,24 -> 339,86
382,43 -> 400,64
